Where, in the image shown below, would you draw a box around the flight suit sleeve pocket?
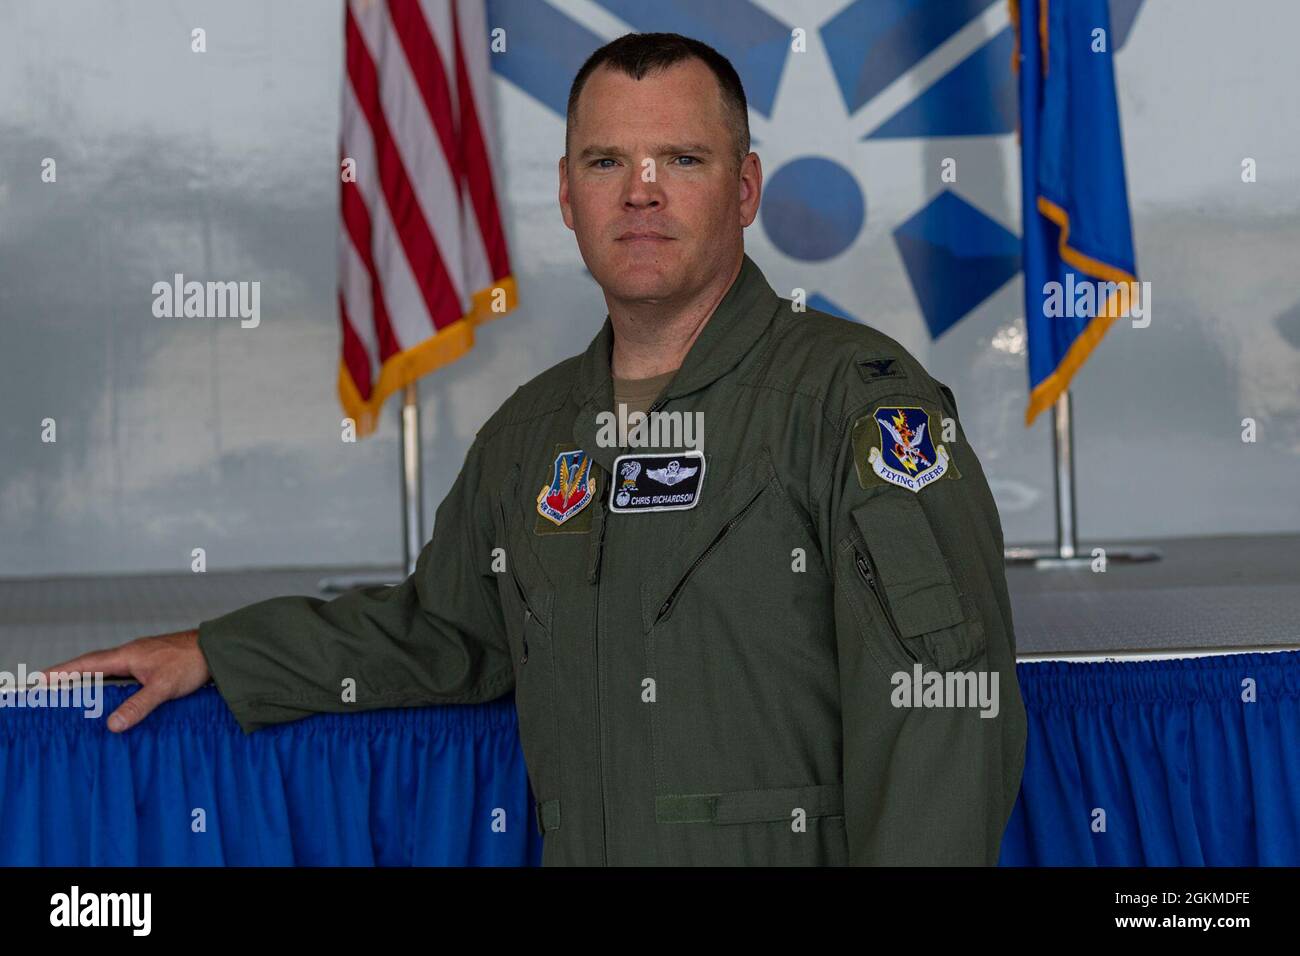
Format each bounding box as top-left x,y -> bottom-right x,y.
849,491 -> 985,671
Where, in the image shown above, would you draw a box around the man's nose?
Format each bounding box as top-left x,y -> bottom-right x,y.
622,161 -> 664,207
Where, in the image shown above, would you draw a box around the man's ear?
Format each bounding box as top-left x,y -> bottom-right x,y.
558,155 -> 575,231
738,152 -> 762,228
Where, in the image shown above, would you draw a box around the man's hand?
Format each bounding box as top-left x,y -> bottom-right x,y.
39,629 -> 211,733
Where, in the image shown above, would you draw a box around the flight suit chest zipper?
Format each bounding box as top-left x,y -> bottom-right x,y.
655,485 -> 764,625
514,577 -> 534,663
498,499 -> 543,663
592,492 -> 610,866
853,545 -> 918,664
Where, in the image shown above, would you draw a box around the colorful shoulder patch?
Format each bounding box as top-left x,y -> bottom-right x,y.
851,405 -> 959,492
536,448 -> 596,528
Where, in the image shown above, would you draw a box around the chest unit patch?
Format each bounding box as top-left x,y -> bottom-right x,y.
608,451 -> 706,513
536,448 -> 597,526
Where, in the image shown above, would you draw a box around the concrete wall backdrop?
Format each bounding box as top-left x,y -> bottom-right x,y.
1,0 -> 1297,577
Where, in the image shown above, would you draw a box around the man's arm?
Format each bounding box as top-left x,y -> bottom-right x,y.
197,434 -> 515,734
820,382 -> 1027,865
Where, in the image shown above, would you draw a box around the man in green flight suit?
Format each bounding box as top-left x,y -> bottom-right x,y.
45,32 -> 1027,866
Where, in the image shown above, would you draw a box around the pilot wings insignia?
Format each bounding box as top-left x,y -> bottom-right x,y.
646,460 -> 697,486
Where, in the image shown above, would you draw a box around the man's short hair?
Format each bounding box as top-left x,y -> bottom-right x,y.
565,32 -> 751,170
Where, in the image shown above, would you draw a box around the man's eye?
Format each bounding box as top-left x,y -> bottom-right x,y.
673,156 -> 699,166
592,158 -> 617,169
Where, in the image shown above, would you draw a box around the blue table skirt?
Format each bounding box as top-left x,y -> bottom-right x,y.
3,651 -> 1297,865
1000,650 -> 1300,866
0,685 -> 541,865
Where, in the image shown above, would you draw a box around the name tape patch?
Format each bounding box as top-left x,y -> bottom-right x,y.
609,451 -> 706,513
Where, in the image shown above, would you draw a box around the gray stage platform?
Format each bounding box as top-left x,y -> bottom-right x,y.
1,533 -> 1297,674
1005,533 -> 1300,658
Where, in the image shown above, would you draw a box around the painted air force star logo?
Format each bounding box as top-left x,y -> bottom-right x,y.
536,449 -> 596,525
867,406 -> 951,493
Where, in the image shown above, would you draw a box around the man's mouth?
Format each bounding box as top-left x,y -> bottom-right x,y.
617,231 -> 674,242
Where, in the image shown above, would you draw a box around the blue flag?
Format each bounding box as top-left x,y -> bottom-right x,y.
1014,0 -> 1139,425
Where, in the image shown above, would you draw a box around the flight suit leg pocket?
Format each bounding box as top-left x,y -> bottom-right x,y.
844,489 -> 986,673
655,783 -> 848,865
655,782 -> 844,825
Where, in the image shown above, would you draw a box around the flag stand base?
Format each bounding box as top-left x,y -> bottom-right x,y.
1003,546 -> 1161,569
1004,390 -> 1162,570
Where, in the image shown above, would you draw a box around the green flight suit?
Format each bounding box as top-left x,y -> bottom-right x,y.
197,252 -> 1027,866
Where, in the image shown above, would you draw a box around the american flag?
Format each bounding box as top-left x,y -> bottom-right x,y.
338,0 -> 514,437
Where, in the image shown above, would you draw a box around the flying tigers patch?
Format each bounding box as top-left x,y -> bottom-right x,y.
851,405 -> 961,492
608,451 -> 705,513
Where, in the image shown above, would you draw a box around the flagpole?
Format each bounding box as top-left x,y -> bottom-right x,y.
399,381 -> 424,576
1052,389 -> 1077,559
1005,389 -> 1160,568
318,383 -> 424,593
